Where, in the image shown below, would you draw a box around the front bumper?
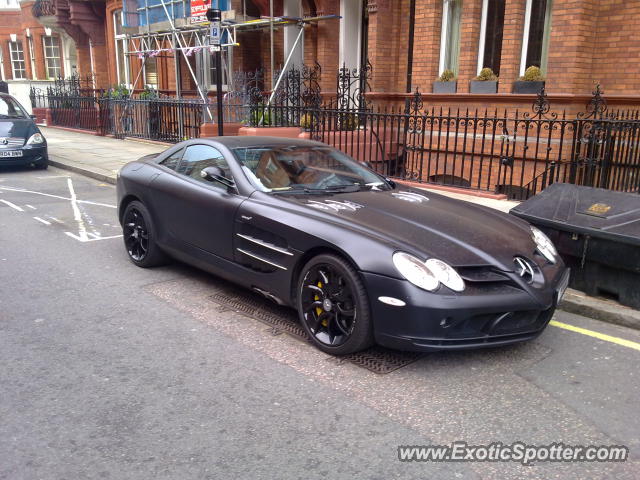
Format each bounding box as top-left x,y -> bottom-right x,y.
0,145 -> 48,167
363,266 -> 570,352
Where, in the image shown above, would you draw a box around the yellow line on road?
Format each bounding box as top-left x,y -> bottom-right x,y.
550,320 -> 640,352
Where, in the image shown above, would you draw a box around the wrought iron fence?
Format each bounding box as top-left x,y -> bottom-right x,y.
31,71 -> 640,199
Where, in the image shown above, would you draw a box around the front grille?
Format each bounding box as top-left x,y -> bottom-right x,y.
0,137 -> 25,148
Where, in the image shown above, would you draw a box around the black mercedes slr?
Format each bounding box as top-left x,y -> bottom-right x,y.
117,136 -> 569,355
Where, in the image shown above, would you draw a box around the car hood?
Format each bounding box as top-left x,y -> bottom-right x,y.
0,118 -> 37,139
276,187 -> 535,271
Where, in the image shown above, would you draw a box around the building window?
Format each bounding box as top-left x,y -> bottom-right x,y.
477,0 -> 505,75
43,36 -> 62,79
0,0 -> 20,8
144,56 -> 158,87
520,0 -> 553,75
439,0 -> 463,75
9,41 -> 26,79
208,52 -> 228,90
114,10 -> 130,86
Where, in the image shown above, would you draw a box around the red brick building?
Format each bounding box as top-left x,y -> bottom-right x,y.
19,0 -> 640,108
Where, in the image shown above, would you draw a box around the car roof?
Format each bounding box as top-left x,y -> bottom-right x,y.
202,136 -> 328,149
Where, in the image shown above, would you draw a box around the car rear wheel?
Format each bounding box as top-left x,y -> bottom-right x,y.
297,254 -> 374,355
122,201 -> 166,268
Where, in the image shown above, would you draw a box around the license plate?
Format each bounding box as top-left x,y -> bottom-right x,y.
0,150 -> 23,158
556,269 -> 570,303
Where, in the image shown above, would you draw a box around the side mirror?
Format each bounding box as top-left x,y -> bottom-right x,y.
201,165 -> 235,189
30,114 -> 37,120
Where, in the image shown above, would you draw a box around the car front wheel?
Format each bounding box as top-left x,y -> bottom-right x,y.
297,254 -> 373,355
122,200 -> 167,268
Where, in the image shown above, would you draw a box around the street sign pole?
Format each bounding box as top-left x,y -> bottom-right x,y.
207,7 -> 224,136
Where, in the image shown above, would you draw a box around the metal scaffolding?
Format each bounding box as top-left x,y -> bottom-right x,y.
122,0 -> 338,126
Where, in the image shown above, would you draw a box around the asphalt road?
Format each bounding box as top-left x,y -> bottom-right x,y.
0,166 -> 638,480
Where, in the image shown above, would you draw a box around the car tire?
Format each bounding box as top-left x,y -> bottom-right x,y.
34,161 -> 48,170
296,254 -> 374,355
122,200 -> 167,268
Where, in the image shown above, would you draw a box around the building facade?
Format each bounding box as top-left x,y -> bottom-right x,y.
15,0 -> 640,106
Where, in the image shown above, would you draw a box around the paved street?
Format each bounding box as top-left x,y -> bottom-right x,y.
1,166 -> 639,480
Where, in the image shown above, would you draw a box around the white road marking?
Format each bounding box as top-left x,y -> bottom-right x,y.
65,232 -> 123,243
0,199 -> 24,212
0,186 -> 116,208
25,204 -> 37,210
67,178 -> 89,242
47,216 -> 64,224
36,175 -> 69,179
33,216 -> 51,225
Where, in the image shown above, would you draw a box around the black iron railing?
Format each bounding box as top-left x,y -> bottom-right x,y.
31,74 -> 640,199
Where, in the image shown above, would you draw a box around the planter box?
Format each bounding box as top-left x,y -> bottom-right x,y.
238,126 -> 303,138
513,81 -> 545,94
470,80 -> 498,94
433,81 -> 457,94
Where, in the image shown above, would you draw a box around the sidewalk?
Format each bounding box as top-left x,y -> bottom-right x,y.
38,126 -> 640,330
42,127 -> 166,184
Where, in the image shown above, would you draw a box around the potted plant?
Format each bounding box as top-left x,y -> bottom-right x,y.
470,68 -> 498,94
433,69 -> 457,94
513,66 -> 546,94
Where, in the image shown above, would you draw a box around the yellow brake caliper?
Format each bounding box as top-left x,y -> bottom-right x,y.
315,281 -> 328,327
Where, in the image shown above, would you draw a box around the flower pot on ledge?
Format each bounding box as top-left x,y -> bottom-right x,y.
433,81 -> 457,94
512,81 -> 545,94
470,80 -> 498,94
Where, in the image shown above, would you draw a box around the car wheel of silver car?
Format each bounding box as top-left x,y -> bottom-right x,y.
122,201 -> 167,268
297,254 -> 374,355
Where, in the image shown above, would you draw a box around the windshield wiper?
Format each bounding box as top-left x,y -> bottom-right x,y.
272,183 -> 367,194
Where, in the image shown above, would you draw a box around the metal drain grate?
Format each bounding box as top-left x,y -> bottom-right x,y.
209,287 -> 424,374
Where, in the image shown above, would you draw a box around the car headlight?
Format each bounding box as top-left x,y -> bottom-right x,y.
392,252 -> 465,292
26,133 -> 44,145
531,226 -> 557,264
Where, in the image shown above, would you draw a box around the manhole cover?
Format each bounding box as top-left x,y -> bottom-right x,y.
209,287 -> 424,374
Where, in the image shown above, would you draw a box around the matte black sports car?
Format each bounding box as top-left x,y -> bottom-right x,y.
0,93 -> 48,169
117,136 -> 569,355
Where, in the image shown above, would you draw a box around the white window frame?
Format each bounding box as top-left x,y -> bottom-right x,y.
439,0 -> 462,75
114,10 -> 131,87
9,40 -> 26,80
476,0 -> 488,74
27,35 -> 37,80
0,47 -> 5,81
43,35 -> 62,79
519,0 -> 553,76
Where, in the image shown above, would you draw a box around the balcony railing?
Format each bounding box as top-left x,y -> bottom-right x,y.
32,0 -> 56,17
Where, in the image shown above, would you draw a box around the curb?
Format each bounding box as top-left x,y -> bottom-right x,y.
48,157 -> 117,185
558,289 -> 640,331
47,156 -> 640,332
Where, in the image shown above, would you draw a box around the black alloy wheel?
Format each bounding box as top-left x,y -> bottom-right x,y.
122,201 -> 166,268
297,254 -> 373,355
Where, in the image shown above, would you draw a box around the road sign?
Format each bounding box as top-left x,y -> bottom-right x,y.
209,21 -> 221,46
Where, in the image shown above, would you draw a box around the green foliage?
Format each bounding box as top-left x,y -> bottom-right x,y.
300,112 -> 315,130
139,86 -> 159,100
474,68 -> 498,81
338,112 -> 359,131
104,84 -> 130,99
520,66 -> 545,82
438,69 -> 456,82
250,105 -> 271,126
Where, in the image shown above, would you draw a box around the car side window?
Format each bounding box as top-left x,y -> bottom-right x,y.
177,145 -> 231,189
159,148 -> 184,171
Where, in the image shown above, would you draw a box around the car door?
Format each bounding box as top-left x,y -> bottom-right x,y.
150,143 -> 244,260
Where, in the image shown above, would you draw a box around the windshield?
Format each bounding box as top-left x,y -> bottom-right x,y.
233,146 -> 391,193
0,96 -> 28,119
